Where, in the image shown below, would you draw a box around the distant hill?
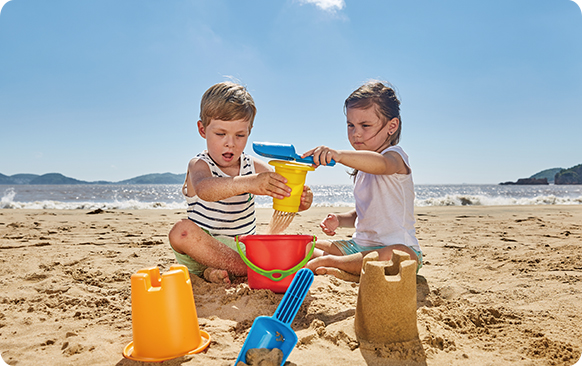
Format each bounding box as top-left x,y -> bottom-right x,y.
29,173 -> 90,185
117,173 -> 186,184
501,164 -> 582,185
0,172 -> 185,185
530,168 -> 563,184
555,164 -> 582,185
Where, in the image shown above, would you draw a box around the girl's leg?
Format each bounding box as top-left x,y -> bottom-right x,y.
305,244 -> 419,281
168,219 -> 247,283
309,239 -> 344,257
305,252 -> 364,277
375,244 -> 420,267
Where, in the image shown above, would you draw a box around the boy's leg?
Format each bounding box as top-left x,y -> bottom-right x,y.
168,219 -> 248,282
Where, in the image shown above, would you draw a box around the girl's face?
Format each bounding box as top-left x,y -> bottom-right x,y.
198,118 -> 251,173
346,106 -> 398,152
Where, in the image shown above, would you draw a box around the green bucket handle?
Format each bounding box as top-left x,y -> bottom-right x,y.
235,235 -> 316,282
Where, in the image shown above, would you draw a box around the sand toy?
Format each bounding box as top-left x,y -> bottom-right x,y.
234,268 -> 314,366
268,160 -> 314,213
253,141 -> 336,166
254,141 -> 331,234
236,235 -> 315,293
123,264 -> 210,362
355,250 -> 418,344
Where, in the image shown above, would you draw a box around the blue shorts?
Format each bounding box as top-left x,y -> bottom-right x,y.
331,239 -> 423,272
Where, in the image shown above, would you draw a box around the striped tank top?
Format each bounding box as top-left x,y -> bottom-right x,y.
184,151 -> 256,238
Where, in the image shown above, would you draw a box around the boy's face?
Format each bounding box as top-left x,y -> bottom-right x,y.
198,118 -> 251,170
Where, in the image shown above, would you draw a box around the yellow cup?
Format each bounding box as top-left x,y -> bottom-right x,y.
269,160 -> 314,213
123,265 -> 211,362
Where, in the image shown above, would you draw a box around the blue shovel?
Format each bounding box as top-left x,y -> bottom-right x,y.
253,142 -> 336,167
234,268 -> 314,366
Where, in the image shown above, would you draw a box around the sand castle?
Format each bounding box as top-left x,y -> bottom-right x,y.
355,250 -> 418,344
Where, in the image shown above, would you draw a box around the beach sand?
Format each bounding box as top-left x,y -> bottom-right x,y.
0,205 -> 581,366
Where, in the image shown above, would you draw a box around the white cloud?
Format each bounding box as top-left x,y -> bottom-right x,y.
0,0 -> 12,16
297,0 -> 345,12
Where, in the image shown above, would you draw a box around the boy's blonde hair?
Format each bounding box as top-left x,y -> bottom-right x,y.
199,82 -> 257,130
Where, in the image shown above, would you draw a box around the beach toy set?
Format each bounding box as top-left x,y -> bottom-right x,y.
235,268 -> 314,366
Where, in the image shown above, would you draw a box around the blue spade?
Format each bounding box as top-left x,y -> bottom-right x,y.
252,142 -> 336,167
234,268 -> 314,366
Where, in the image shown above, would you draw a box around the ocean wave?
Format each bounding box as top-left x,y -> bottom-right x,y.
0,198 -> 187,210
2,185 -> 581,209
414,194 -> 582,206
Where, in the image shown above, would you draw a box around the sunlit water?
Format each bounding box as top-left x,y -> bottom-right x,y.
1,184 -> 581,210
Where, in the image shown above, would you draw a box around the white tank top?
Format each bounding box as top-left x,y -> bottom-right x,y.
352,146 -> 420,252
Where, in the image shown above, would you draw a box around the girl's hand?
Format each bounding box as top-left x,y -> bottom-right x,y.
299,185 -> 313,211
247,172 -> 291,199
302,146 -> 340,167
320,213 -> 340,236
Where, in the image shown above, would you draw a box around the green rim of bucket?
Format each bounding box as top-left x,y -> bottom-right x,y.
235,236 -> 316,282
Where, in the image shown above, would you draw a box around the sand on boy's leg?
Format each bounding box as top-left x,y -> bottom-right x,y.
168,219 -> 247,285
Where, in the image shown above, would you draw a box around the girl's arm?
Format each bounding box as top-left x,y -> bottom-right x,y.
302,146 -> 409,175
187,157 -> 291,202
321,209 -> 357,236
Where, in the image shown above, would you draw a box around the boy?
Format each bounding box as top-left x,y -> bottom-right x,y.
169,82 -> 313,284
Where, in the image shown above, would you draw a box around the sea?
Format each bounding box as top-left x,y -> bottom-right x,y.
1,184 -> 581,210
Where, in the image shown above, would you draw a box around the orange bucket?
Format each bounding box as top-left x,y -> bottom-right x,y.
237,235 -> 315,293
122,265 -> 210,362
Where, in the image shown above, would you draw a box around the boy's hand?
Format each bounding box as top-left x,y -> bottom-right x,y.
302,145 -> 340,167
249,172 -> 291,199
320,213 -> 339,236
299,185 -> 313,211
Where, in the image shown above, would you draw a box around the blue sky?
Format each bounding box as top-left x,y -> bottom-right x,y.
1,0 -> 581,185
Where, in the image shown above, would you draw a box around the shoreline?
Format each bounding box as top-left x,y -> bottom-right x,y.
0,205 -> 581,365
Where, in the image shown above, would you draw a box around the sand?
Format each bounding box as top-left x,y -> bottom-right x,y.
0,205 -> 581,366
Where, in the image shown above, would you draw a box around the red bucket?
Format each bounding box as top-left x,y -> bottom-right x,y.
236,235 -> 315,293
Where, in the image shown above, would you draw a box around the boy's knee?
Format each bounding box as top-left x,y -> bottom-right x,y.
168,220 -> 196,249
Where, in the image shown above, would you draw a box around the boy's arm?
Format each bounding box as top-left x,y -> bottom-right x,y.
189,157 -> 292,202
302,147 -> 409,175
298,185 -> 313,211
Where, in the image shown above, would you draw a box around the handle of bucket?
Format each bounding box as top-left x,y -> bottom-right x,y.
235,236 -> 316,282
273,268 -> 314,325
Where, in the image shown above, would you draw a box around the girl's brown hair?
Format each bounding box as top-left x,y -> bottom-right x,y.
345,80 -> 402,179
344,80 -> 401,149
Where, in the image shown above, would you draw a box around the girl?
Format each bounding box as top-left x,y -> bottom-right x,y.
302,80 -> 422,281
